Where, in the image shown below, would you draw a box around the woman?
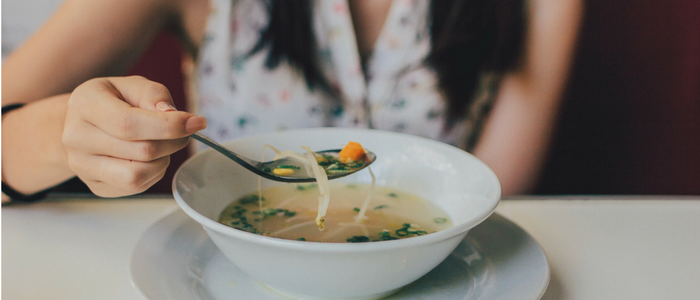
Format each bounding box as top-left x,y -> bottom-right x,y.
1,0 -> 581,200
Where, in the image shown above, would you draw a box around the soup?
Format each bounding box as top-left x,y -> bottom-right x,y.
218,182 -> 453,243
259,141 -> 372,230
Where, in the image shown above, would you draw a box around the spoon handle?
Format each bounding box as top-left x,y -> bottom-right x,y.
190,132 -> 322,182
190,132 -> 262,174
190,132 -> 374,183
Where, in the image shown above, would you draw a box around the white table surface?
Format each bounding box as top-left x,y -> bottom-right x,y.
3,195 -> 699,300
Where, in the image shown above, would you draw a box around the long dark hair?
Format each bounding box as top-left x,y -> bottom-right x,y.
250,0 -> 525,123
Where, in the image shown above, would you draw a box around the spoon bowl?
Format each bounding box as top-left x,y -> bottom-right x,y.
190,132 -> 376,182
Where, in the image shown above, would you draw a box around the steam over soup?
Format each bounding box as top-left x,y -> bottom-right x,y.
218,182 -> 453,243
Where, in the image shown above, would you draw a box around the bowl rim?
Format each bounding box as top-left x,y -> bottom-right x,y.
173,128 -> 501,252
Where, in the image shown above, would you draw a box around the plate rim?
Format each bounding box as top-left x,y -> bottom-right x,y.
129,209 -> 549,300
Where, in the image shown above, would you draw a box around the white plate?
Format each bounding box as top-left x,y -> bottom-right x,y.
130,210 -> 549,300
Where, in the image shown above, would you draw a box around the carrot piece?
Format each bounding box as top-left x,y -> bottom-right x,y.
338,141 -> 365,162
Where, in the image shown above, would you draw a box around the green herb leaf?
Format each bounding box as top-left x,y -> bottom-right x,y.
373,205 -> 387,210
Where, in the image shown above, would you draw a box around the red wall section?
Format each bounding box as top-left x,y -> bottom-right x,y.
535,0 -> 700,194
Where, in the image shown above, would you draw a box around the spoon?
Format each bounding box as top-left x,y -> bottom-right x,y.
190,132 -> 376,183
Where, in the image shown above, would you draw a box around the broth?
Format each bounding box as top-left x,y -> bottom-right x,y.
218,182 -> 453,243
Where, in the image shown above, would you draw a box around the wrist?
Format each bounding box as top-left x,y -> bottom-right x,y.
1,95 -> 75,195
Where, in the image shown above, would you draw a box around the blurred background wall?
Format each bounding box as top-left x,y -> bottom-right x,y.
3,0 -> 699,195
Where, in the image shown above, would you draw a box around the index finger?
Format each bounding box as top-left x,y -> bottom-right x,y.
70,78 -> 207,140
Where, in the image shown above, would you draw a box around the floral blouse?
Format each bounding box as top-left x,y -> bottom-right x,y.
194,0 -> 499,152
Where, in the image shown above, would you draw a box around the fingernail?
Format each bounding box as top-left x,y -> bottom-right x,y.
156,102 -> 177,112
185,116 -> 207,133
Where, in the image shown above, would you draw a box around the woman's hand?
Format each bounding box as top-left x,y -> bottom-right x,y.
62,76 -> 207,197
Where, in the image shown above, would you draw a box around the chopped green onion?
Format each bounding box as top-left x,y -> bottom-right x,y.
278,165 -> 300,169
230,210 -> 246,218
353,207 -> 360,212
239,194 -> 265,205
379,231 -> 398,241
387,193 -> 398,198
297,237 -> 306,241
373,205 -> 388,210
434,217 -> 447,224
346,236 -> 371,243
296,184 -> 317,190
395,223 -> 413,237
253,208 -> 297,219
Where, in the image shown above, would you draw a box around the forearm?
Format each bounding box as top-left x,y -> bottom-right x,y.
0,0 -> 182,107
473,0 -> 582,196
2,94 -> 75,195
472,76 -> 562,196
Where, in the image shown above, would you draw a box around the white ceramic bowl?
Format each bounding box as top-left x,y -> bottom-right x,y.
173,128 -> 501,300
